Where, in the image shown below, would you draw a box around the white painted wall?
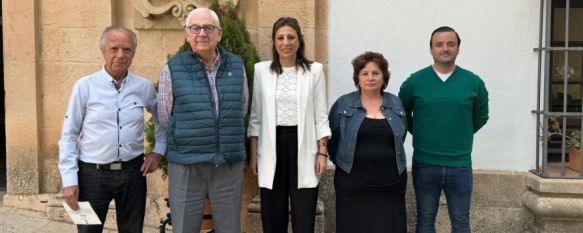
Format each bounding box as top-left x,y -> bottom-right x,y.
328,0 -> 541,171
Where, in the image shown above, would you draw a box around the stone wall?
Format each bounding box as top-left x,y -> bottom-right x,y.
2,0 -> 326,232
240,0 -> 328,64
523,173 -> 583,233
4,0 -> 42,195
2,0 -> 327,195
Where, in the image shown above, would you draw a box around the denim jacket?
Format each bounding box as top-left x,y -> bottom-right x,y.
328,91 -> 407,175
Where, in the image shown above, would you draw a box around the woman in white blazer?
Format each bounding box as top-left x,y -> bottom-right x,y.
248,17 -> 331,233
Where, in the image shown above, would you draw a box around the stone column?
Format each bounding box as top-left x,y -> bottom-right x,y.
3,0 -> 42,194
3,0 -> 117,208
522,172 -> 583,232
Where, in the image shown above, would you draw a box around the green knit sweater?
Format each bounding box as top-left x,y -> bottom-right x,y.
399,65 -> 489,167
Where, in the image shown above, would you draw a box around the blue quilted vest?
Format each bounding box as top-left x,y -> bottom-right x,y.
166,46 -> 246,165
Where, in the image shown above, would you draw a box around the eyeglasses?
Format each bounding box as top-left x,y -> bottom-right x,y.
186,24 -> 217,34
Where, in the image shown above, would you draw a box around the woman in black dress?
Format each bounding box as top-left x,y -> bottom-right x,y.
328,51 -> 408,233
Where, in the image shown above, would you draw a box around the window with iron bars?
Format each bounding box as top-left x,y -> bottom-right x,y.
534,0 -> 583,178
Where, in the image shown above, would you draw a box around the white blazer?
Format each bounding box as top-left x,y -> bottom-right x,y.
248,61 -> 331,189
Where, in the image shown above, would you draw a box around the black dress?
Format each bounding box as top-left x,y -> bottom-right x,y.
335,117 -> 407,233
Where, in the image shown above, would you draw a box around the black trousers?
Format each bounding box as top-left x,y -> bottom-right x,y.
77,155 -> 146,233
260,126 -> 319,233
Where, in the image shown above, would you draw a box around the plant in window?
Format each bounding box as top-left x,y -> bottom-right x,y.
568,130 -> 581,172
568,130 -> 581,150
547,117 -> 581,172
548,117 -> 561,135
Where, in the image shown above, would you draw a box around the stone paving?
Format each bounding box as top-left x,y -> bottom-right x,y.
0,191 -> 160,233
0,205 -> 84,233
0,195 -> 222,233
0,205 -> 170,233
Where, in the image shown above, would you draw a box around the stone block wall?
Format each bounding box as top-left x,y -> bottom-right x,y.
240,0 -> 328,64
523,173 -> 583,233
2,0 -> 325,231
2,0 -> 327,194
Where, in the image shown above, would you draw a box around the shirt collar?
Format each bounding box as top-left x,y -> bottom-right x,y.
190,47 -> 222,71
99,66 -> 131,86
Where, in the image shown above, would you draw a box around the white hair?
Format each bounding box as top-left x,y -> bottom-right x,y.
99,26 -> 137,52
184,8 -> 221,29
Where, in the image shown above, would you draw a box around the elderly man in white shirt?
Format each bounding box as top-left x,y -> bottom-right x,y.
58,26 -> 165,233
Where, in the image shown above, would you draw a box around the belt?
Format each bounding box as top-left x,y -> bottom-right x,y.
79,154 -> 144,171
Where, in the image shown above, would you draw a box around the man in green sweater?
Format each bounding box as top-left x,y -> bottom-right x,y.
399,26 -> 489,233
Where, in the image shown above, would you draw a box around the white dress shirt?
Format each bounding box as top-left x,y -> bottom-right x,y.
58,67 -> 165,187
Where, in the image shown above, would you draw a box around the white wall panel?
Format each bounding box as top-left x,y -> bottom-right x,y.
328,0 -> 541,171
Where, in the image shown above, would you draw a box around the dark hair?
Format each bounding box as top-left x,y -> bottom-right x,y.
352,51 -> 390,92
430,26 -> 461,47
269,17 -> 312,74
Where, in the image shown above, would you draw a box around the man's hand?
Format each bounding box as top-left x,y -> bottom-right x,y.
315,154 -> 327,176
63,185 -> 80,211
141,153 -> 163,176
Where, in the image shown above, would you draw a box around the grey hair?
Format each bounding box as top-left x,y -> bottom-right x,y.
99,26 -> 138,52
184,8 -> 221,29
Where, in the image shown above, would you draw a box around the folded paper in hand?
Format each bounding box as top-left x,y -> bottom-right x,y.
62,202 -> 102,225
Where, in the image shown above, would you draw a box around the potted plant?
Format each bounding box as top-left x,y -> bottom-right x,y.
568,130 -> 581,172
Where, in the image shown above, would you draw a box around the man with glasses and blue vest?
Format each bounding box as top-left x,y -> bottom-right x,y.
157,8 -> 248,233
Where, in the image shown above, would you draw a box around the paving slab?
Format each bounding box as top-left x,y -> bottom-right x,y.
0,206 -> 125,233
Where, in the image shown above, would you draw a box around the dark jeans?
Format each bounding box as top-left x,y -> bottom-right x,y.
412,161 -> 473,233
77,156 -> 146,233
260,126 -> 318,233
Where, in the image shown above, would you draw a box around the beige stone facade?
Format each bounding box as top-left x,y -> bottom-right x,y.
1,0 -> 327,231
2,0 -> 583,233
